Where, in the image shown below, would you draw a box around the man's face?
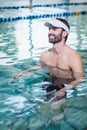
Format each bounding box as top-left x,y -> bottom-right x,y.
48,26 -> 63,44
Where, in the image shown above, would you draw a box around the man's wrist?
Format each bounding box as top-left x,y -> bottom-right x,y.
65,84 -> 73,91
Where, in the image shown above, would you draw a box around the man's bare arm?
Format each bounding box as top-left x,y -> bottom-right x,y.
13,53 -> 47,80
54,53 -> 84,98
66,52 -> 84,89
13,64 -> 41,79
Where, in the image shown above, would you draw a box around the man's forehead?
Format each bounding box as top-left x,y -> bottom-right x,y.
49,25 -> 61,29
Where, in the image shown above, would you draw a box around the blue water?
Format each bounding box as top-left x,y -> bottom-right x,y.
0,0 -> 87,130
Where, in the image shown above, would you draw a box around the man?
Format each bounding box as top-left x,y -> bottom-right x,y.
13,18 -> 84,100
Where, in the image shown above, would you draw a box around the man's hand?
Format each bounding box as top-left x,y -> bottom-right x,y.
13,72 -> 24,79
54,90 -> 65,100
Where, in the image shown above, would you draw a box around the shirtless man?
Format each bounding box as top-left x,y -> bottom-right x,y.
13,18 -> 84,100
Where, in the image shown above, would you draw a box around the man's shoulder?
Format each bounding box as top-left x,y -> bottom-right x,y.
41,48 -> 52,55
67,46 -> 79,56
67,46 -> 82,62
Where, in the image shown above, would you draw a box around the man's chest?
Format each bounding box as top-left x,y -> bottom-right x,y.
44,53 -> 69,69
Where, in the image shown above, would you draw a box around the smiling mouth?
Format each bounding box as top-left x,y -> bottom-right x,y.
49,35 -> 55,39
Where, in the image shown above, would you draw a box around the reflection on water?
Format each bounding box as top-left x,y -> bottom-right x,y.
0,1 -> 87,129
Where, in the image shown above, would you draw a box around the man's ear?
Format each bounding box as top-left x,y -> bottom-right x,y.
62,31 -> 68,38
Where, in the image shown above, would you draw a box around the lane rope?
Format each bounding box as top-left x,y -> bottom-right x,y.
0,11 -> 87,23
0,2 -> 87,10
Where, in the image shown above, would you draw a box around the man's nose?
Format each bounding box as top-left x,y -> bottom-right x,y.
49,28 -> 54,34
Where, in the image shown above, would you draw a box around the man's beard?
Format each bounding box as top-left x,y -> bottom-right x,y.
48,32 -> 62,44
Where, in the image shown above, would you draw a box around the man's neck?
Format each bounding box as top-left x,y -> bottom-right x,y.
53,41 -> 66,54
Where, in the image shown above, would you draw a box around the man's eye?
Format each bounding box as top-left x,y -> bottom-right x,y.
49,27 -> 57,30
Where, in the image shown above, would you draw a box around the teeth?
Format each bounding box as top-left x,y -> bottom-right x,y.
50,36 -> 54,38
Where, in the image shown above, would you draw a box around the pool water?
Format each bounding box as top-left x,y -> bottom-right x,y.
0,0 -> 87,130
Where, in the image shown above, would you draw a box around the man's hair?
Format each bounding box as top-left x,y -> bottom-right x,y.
56,18 -> 70,41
